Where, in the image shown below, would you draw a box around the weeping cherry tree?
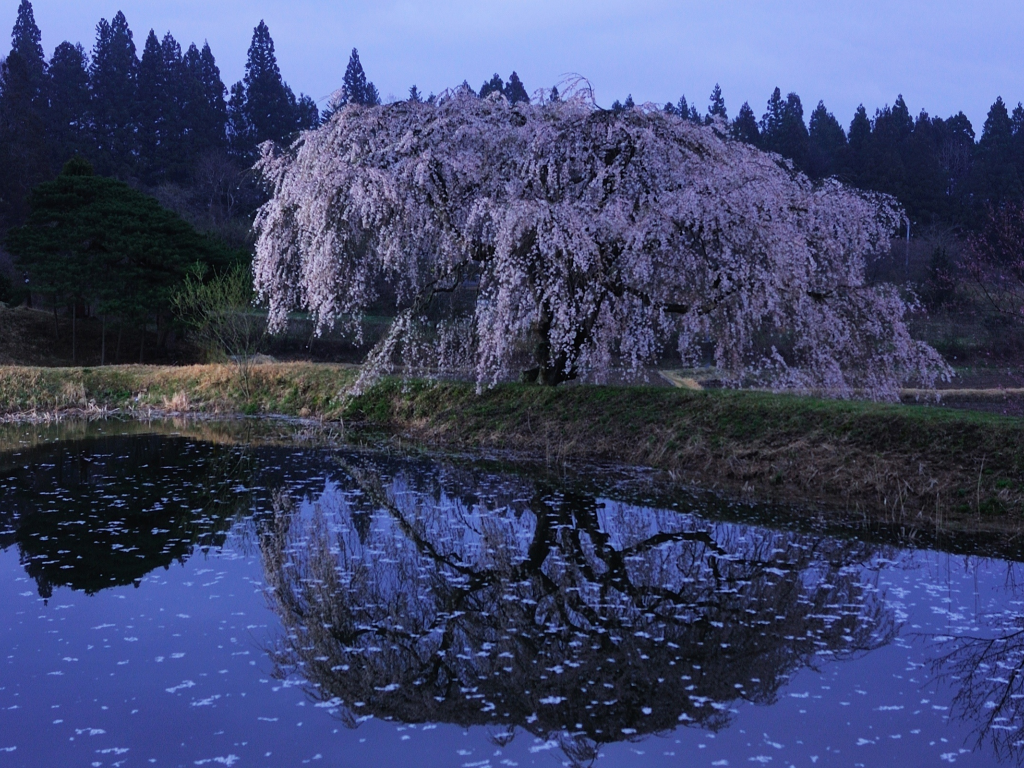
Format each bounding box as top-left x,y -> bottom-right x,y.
253,86 -> 949,400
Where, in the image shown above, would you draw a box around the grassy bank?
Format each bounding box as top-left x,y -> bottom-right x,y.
1,362 -> 1022,530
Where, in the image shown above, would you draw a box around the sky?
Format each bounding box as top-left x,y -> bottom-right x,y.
9,0 -> 1024,133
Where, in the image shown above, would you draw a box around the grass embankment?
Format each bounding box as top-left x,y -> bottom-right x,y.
1,362 -> 1022,531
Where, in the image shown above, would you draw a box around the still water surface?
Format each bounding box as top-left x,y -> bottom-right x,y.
1,421 -> 1023,767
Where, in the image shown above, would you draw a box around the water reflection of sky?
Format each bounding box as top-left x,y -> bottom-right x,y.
0,423 -> 1021,766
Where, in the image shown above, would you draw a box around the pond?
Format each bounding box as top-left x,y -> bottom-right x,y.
0,420 -> 1022,767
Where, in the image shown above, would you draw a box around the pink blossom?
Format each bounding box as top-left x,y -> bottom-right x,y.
254,90 -> 950,400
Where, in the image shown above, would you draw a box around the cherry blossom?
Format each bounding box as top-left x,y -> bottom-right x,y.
253,89 -> 950,399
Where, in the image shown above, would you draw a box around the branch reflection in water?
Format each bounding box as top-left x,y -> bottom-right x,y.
932,562 -> 1024,765
258,457 -> 899,766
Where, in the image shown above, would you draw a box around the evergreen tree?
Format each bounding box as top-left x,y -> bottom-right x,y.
0,0 -> 49,223
230,21 -> 300,161
47,42 -> 90,167
760,89 -> 808,169
182,41 -> 228,153
504,71 -> 528,104
548,85 -> 559,103
342,48 -> 379,106
901,110 -> 949,224
760,87 -> 785,144
935,112 -> 974,213
6,157 -> 239,361
623,94 -> 635,111
479,73 -> 504,99
971,96 -> 1021,206
730,102 -> 759,145
226,80 -> 249,158
408,85 -> 422,103
707,83 -> 727,122
90,11 -> 139,177
294,93 -> 320,130
847,105 -> 871,185
806,101 -> 846,179
778,93 -> 809,170
137,30 -> 167,181
863,101 -> 909,199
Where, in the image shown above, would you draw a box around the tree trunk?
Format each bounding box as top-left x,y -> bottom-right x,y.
116,322 -> 123,364
52,295 -> 59,339
523,309 -> 576,385
139,322 -> 144,364
71,302 -> 76,364
100,316 -> 106,366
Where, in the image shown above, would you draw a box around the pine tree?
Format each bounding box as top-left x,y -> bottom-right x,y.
760,87 -> 785,144
847,105 -> 871,185
182,41 -> 227,153
760,89 -> 808,169
90,11 -> 139,177
901,110 -> 949,224
294,93 -> 320,130
707,83 -> 727,122
47,42 -> 90,167
0,0 -> 49,223
343,48 -> 378,105
408,85 -> 422,103
479,73 -> 503,99
226,80 -> 249,157
137,30 -> 165,180
622,94 -> 635,111
807,101 -> 846,179
730,102 -> 759,145
778,93 -> 809,170
230,21 -> 300,161
504,71 -> 528,105
972,96 -> 1020,206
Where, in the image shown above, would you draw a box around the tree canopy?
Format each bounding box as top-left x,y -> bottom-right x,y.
6,158 -> 240,355
253,92 -> 949,399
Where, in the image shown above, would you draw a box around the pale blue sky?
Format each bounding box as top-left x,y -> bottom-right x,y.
11,0 -> 1024,132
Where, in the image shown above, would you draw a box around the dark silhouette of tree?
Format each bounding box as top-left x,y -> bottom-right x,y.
504,71 -> 528,104
707,82 -> 727,122
407,84 -> 422,103
479,72 -> 504,99
0,0 -> 49,224
328,47 -> 379,114
730,101 -> 760,145
182,41 -> 228,156
6,158 -> 240,361
759,87 -> 785,148
138,30 -> 190,183
228,20 -> 304,162
46,42 -> 91,168
847,104 -> 872,186
806,100 -> 846,179
761,89 -> 808,170
971,96 -> 1021,209
89,11 -> 139,177
900,110 -> 950,224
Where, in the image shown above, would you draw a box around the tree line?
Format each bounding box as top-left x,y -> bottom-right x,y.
614,83 -> 1016,232
0,1 -> 383,236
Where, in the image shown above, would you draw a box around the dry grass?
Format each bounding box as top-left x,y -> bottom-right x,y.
1,363 -> 1022,533
348,380 -> 1024,534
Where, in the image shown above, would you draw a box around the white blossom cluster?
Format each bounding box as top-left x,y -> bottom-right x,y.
253,89 -> 950,399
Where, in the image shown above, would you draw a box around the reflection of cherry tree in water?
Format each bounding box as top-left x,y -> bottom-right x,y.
259,459 -> 898,764
932,563 -> 1024,765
